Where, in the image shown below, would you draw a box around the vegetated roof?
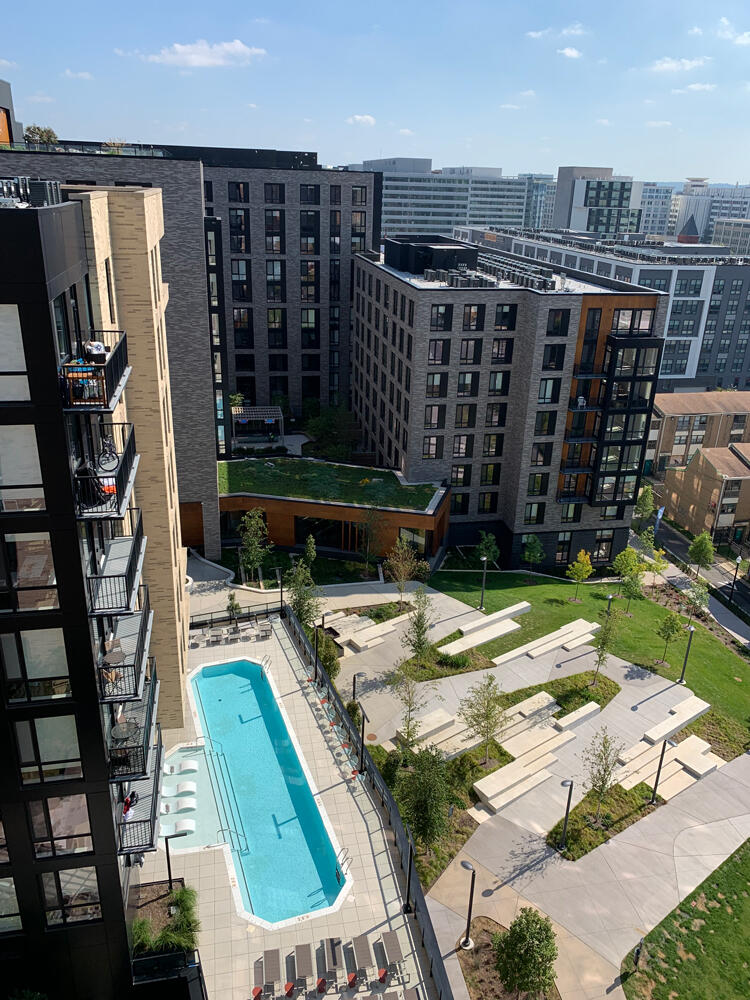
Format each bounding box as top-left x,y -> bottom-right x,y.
217,457 -> 439,511
654,391 -> 750,417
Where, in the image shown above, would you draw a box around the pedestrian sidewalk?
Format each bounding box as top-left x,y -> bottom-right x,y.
658,558 -> 750,646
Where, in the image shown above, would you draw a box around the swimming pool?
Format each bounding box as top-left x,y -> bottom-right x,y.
190,658 -> 345,925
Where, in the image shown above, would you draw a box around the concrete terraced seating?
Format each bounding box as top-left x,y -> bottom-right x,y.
553,701 -> 600,730
616,733 -> 725,799
315,610 -> 347,627
461,602 -> 531,636
397,708 -> 454,746
491,620 -> 600,665
438,618 -> 521,655
643,695 -> 710,744
347,613 -> 410,652
331,614 -> 373,638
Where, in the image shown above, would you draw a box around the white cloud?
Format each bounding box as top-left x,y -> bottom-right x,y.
398,127 -> 414,135
0,57 -> 17,69
687,82 -> 716,90
646,119 -> 672,127
643,97 -> 656,104
650,55 -> 710,71
557,47 -> 582,58
596,118 -> 611,125
688,26 -> 703,36
26,94 -> 54,103
519,89 -> 536,97
247,103 -> 257,108
145,39 -> 265,67
561,22 -> 587,36
737,33 -> 750,45
715,18 -> 750,44
500,103 -> 520,110
346,114 -> 376,126
526,28 -> 552,38
63,68 -> 92,80
304,117 -> 313,123
252,17 -> 270,23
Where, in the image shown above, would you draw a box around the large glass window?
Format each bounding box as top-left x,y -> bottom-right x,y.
41,867 -> 100,926
15,715 -> 81,784
1,532 -> 58,612
265,209 -> 285,253
462,305 -> 485,331
478,492 -> 498,514
233,308 -> 253,349
424,405 -> 445,430
485,403 -> 507,427
546,309 -> 570,336
300,184 -> 320,205
451,464 -> 471,487
422,436 -> 443,459
299,210 -> 319,255
531,442 -> 553,466
425,373 -> 448,398
455,404 -> 476,428
1,629 -> 70,702
229,208 -> 250,253
494,304 -> 517,331
428,339 -> 450,365
594,529 -> 614,561
483,434 -> 503,457
266,261 -> 285,302
491,337 -> 513,364
29,795 -> 92,857
430,304 -> 453,331
301,261 -> 318,302
534,411 -> 557,436
52,295 -> 71,363
0,304 -> 30,402
264,183 -> 284,204
527,473 -> 549,496
453,434 -> 474,458
450,493 -> 469,515
538,378 -> 560,404
0,426 -> 44,512
457,372 -> 479,397
524,502 -> 545,525
0,877 -> 21,933
460,338 -> 482,365
231,259 -> 249,300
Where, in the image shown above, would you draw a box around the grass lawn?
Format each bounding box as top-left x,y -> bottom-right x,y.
499,671 -> 621,718
218,547 -> 293,585
441,546 -> 498,570
311,556 -> 378,585
344,601 -> 412,623
620,839 -> 750,1000
218,457 -> 437,510
430,572 -> 750,760
546,784 -> 663,861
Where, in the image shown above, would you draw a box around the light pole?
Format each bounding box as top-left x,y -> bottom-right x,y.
164,830 -> 189,891
679,625 -> 695,684
403,824 -> 414,914
478,555 -> 488,611
357,702 -> 368,775
352,671 -> 365,702
460,860 -> 476,950
559,779 -> 574,852
730,555 -> 742,605
607,593 -> 614,616
650,739 -> 676,804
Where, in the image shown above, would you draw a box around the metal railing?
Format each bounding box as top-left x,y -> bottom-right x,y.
75,421 -> 137,516
282,605 -> 454,1000
109,665 -> 159,780
96,587 -> 152,701
118,725 -> 162,853
87,507 -> 144,614
189,599 -> 281,631
61,330 -> 129,410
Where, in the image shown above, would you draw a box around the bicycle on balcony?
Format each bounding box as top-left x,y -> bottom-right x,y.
98,434 -> 119,472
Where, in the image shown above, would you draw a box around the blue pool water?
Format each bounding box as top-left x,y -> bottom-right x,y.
191,659 -> 343,924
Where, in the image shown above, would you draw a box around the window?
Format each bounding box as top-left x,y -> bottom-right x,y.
265,209 -> 285,253
41,867 -> 101,926
233,308 -> 253,349
463,304 -> 485,331
229,208 -> 250,253
300,184 -> 320,204
265,182 -> 284,204
488,371 -> 510,396
1,629 -> 70,702
430,304 -> 453,331
424,405 -> 445,429
15,715 -> 81,784
530,442 -> 553,466
494,304 -> 517,330
451,493 -> 470,515
422,435 -> 443,459
352,185 -> 367,205
0,425 -> 44,512
301,261 -> 318,302
478,492 -> 498,514
584,309 -> 601,337
451,465 -> 471,487
301,354 -> 320,371
480,463 -> 501,486
426,373 -> 448,397
485,402 -> 507,427
491,338 -> 513,364
561,503 -> 581,524
674,277 -> 702,296
0,877 -> 20,933
457,372 -> 479,397
428,339 -> 450,365
542,344 -> 566,371
204,180 -> 213,202
527,473 -> 549,496
460,339 -> 482,365
556,532 -> 572,565
601,505 -> 621,521
546,309 -> 570,336
266,260 -> 285,302
29,795 -> 92,857
52,295 -> 71,363
267,308 -> 287,348
534,411 -> 557,436
453,434 -> 473,458
594,529 -> 614,561
231,259 -> 249,300
483,434 -> 503,457
301,309 -> 320,349
299,210 -> 319,255
524,502 -> 546,525
538,378 -> 560,404
455,404 -> 476,428
228,181 -> 249,202
1,532 -> 58,612
611,309 -> 654,334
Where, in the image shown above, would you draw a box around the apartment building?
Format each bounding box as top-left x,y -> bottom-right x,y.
0,86 -> 380,554
552,167 -> 671,236
671,178 -> 750,241
457,226 -> 750,391
713,218 -> 750,256
661,444 -> 750,545
0,180 -> 194,998
352,236 -> 667,568
648,391 -> 750,474
350,158 -> 551,236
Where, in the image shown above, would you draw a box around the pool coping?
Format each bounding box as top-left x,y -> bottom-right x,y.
173,652 -> 353,931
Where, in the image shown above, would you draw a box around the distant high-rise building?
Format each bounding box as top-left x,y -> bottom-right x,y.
713,218 -> 750,255
552,167 -> 670,236
672,179 -> 750,241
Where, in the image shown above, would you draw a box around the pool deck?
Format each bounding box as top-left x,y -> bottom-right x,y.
143,619 -> 437,1000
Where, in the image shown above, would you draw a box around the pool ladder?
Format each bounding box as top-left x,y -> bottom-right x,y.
218,826 -> 248,853
337,846 -> 352,876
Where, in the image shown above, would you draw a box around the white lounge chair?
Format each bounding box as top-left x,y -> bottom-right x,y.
163,759 -> 199,776
163,781 -> 197,797
161,798 -> 196,815
161,818 -> 196,838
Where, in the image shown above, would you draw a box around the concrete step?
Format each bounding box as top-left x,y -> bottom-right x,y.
622,755 -> 684,792
474,751 -> 557,807
561,628 -> 600,652
460,602 -> 531,637
644,696 -> 711,744
515,691 -> 558,718
316,610 -> 346,627
398,708 -> 455,746
502,725 -> 575,761
527,621 -> 598,659
655,770 -> 696,800
438,617 -> 520,655
486,768 -> 553,813
554,701 -> 600,730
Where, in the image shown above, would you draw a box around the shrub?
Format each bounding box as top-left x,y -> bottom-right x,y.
132,917 -> 154,955
345,699 -> 361,727
436,650 -> 470,670
382,748 -> 404,787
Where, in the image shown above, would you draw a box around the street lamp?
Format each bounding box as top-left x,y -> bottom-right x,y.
357,702 -> 369,776
730,555 -> 742,605
650,739 -> 677,804
478,555 -> 488,611
679,625 -> 695,684
460,860 -> 477,950
164,830 -> 189,891
607,593 -> 614,616
352,671 -> 366,702
559,779 -> 574,852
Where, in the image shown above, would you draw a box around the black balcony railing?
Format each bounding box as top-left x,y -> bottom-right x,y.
573,365 -> 608,379
556,490 -> 591,503
117,725 -> 162,853
109,665 -> 159,781
569,396 -> 603,412
61,330 -> 129,410
87,508 -> 145,614
97,591 -> 153,701
75,422 -> 138,518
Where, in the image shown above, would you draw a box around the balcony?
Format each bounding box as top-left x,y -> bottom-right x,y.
556,491 -> 591,504
117,725 -> 163,854
569,396 -> 603,412
108,666 -> 160,781
86,508 -> 146,615
75,422 -> 139,519
573,366 -> 608,379
61,330 -> 131,412
96,589 -> 153,702
561,463 -> 594,475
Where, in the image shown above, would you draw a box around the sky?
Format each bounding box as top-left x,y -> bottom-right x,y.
2,0 -> 750,182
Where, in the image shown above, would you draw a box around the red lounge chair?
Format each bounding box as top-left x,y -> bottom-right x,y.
316,979 -> 326,994
347,973 -> 357,989
285,983 -> 295,997
379,968 -> 387,984
252,989 -> 263,999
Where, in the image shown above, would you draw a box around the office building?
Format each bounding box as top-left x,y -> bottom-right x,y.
713,218 -> 750,255
0,180 -> 193,997
352,235 -> 667,567
552,167 -> 671,236
671,178 -> 750,242
458,226 -> 750,391
648,391 -> 750,474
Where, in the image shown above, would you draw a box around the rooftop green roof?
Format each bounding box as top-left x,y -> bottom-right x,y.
217,458 -> 438,511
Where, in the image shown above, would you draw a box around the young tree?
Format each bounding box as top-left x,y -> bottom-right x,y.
610,546 -> 645,589
319,632 -> 340,681
304,405 -> 360,462
684,580 -> 709,626
359,505 -> 385,574
688,530 -> 715,578
226,591 -> 241,624
389,658 -> 436,749
566,549 -> 594,601
639,525 -> 656,558
583,726 -> 625,823
228,392 -> 244,409
398,745 -> 450,852
383,536 -> 430,611
283,559 -> 321,631
493,908 -> 558,1000
476,530 -> 500,566
621,574 -> 643,614
634,483 -> 655,530
656,610 -> 683,664
457,674 -> 507,765
650,547 -> 669,599
592,609 -> 622,686
238,508 -> 272,585
24,124 -> 59,144
400,586 -> 434,668
303,533 -> 317,569
522,534 -> 546,581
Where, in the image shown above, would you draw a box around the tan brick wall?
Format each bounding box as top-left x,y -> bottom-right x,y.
663,451 -> 723,536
